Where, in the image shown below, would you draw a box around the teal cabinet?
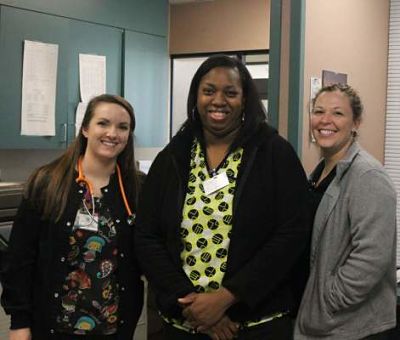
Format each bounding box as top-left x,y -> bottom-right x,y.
0,6 -> 123,149
124,31 -> 168,147
0,7 -> 69,149
0,0 -> 168,37
66,21 -> 123,144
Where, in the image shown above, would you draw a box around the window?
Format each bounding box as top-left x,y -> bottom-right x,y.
384,0 -> 400,265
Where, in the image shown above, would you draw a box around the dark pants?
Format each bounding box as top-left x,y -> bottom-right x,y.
164,315 -> 293,340
363,329 -> 393,340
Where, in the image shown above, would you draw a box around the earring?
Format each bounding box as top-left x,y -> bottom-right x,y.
241,112 -> 246,123
192,107 -> 197,121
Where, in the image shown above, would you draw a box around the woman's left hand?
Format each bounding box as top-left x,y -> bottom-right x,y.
178,287 -> 237,329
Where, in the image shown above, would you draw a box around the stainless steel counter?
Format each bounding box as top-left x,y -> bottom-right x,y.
0,182 -> 23,222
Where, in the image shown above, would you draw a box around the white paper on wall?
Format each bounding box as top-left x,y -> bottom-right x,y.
21,40 -> 59,136
79,54 -> 106,103
75,102 -> 88,136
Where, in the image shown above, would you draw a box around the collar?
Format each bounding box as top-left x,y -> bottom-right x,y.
311,141 -> 361,182
169,123 -> 277,159
335,141 -> 361,179
168,123 -> 277,184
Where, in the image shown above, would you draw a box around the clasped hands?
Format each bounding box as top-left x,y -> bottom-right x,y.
178,287 -> 239,340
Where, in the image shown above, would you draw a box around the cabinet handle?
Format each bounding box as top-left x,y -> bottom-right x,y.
60,123 -> 67,143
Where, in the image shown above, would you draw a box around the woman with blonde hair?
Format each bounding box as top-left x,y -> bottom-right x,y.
295,84 -> 397,340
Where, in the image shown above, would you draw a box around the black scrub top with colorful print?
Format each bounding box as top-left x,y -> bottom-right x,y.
56,185 -> 119,335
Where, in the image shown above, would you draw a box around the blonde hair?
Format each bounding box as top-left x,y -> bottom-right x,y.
313,84 -> 363,122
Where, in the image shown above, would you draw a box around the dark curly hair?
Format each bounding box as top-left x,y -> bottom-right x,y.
181,54 -> 267,144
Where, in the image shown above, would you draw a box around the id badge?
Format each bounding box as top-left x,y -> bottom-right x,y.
74,210 -> 99,232
203,172 -> 229,196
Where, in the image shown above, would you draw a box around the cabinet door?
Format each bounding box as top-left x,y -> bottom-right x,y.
0,6 -> 69,149
124,31 -> 168,147
0,6 -> 123,149
66,21 -> 123,144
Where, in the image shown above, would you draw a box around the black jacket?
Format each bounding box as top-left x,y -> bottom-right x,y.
135,123 -> 310,322
1,173 -> 143,339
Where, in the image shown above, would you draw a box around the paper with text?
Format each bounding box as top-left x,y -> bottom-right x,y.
79,54 -> 106,103
21,40 -> 58,136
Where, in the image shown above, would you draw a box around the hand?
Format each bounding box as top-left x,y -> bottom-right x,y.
9,328 -> 32,340
178,287 -> 237,330
203,315 -> 239,340
177,291 -> 198,308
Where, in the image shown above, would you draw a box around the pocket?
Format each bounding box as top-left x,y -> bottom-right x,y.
323,273 -> 336,317
297,275 -> 336,335
322,273 -> 354,330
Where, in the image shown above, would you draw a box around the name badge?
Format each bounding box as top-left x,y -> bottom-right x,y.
203,172 -> 229,196
74,210 -> 99,232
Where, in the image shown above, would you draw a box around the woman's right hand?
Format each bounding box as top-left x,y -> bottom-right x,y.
9,328 -> 31,340
204,315 -> 239,340
179,288 -> 237,330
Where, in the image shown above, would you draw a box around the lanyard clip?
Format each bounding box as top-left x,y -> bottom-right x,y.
127,213 -> 136,226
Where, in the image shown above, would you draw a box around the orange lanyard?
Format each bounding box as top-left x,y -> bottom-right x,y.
75,157 -> 134,223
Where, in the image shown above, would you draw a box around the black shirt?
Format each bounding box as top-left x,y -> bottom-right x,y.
308,161 -> 336,224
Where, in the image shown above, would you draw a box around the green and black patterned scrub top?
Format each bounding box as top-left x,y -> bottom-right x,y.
56,184 -> 119,335
165,139 -> 291,331
166,139 -> 243,331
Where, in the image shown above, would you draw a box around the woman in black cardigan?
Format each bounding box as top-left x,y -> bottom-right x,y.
2,94 -> 143,340
135,55 -> 310,340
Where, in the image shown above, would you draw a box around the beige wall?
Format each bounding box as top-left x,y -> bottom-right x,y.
169,0 -> 270,54
301,0 -> 389,173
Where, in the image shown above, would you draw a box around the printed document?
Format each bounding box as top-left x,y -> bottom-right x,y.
21,40 -> 58,136
79,54 -> 106,103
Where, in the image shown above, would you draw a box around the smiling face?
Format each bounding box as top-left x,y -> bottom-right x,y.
82,102 -> 131,162
196,66 -> 244,141
311,90 -> 360,160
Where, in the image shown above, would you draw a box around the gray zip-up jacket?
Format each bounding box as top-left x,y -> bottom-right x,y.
295,142 -> 397,340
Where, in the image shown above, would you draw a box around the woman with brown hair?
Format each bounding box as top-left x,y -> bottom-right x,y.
2,94 -> 144,340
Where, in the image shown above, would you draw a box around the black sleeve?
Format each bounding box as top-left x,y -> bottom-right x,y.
134,150 -> 195,317
223,135 -> 310,309
1,197 -> 42,329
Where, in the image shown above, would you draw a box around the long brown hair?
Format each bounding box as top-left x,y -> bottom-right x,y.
26,94 -> 139,222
